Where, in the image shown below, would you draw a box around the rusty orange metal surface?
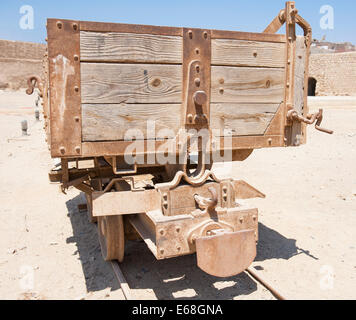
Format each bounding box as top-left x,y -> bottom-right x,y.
196,230 -> 256,277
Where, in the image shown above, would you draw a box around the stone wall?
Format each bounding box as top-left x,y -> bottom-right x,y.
0,39 -> 46,90
309,52 -> 356,96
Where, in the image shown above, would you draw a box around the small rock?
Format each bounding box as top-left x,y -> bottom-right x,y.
7,248 -> 17,255
50,242 -> 58,246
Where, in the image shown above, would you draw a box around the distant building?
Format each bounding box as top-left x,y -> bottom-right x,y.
311,40 -> 356,54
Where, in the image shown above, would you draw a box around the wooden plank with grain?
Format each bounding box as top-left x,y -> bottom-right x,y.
82,103 -> 181,141
81,63 -> 182,104
211,66 -> 285,103
211,103 -> 280,137
80,31 -> 182,63
212,39 -> 286,68
82,102 -> 279,141
291,36 -> 307,145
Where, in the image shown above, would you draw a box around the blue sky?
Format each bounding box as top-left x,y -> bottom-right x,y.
0,0 -> 354,44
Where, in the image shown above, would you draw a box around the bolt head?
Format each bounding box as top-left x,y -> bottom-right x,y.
193,91 -> 207,106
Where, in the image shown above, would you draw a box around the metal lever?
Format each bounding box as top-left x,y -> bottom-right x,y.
287,109 -> 333,135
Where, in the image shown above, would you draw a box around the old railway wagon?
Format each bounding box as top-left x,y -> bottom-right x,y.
27,1 -> 332,277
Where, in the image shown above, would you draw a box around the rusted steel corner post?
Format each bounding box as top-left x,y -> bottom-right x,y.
47,19 -> 82,158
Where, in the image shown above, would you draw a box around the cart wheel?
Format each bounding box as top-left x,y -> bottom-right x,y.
98,215 -> 125,262
85,193 -> 97,224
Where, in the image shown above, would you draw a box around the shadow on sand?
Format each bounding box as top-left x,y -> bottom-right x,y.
65,193 -> 317,299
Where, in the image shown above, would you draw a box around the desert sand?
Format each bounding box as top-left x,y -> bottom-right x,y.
0,90 -> 355,300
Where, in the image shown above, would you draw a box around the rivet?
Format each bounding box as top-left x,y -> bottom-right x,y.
59,147 -> 65,154
203,31 -> 208,39
219,78 -> 224,85
74,86 -> 79,92
72,23 -> 78,31
163,193 -> 168,200
194,115 -> 199,122
194,78 -> 201,87
159,229 -> 165,236
265,80 -> 271,88
268,138 -> 272,145
187,114 -> 193,123
288,60 -> 291,64
253,215 -> 257,221
253,51 -> 258,57
177,246 -> 181,251
188,30 -> 193,39
75,146 -> 81,153
74,116 -> 80,122
219,88 -> 224,95
74,55 -> 79,62
222,186 -> 228,193
195,65 -> 200,73
286,83 -> 290,88
195,48 -> 200,54
56,21 -> 62,29
176,227 -> 181,233
239,217 -> 244,223
160,249 -> 165,255
45,37 -> 48,42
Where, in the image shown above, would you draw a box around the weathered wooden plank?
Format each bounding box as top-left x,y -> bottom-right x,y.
82,103 -> 181,141
211,66 -> 285,103
81,63 -> 182,104
80,31 -> 182,63
291,36 -> 307,145
82,102 -> 279,141
80,21 -> 182,36
211,103 -> 280,137
212,39 -> 286,68
294,36 -> 306,113
211,30 -> 286,43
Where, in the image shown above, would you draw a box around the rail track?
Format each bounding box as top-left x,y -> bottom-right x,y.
109,257 -> 286,301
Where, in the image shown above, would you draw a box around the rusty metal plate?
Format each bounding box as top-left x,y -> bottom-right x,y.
47,19 -> 82,157
196,230 -> 256,277
182,28 -> 211,129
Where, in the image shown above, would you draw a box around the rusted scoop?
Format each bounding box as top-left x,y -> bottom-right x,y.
196,229 -> 256,278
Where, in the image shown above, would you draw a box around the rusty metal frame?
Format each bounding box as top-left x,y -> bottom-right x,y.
46,7 -> 303,159
47,19 -> 82,158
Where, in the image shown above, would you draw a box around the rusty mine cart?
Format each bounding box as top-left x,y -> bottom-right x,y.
27,2 -> 332,277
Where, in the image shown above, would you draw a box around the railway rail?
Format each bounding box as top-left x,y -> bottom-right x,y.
107,247 -> 286,300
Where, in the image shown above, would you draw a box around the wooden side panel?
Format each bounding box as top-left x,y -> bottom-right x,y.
211,103 -> 280,137
212,39 -> 285,68
80,31 -> 182,63
211,66 -> 285,103
81,63 -> 182,104
81,64 -> 284,105
82,103 -> 181,141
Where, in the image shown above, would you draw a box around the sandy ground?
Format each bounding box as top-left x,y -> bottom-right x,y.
0,90 -> 355,300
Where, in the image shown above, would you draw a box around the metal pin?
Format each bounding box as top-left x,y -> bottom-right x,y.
21,120 -> 28,136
